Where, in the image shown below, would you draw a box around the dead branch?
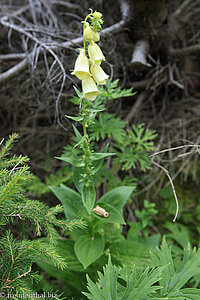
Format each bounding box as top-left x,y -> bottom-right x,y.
172,0 -> 196,18
51,1 -> 83,12
119,0 -> 132,22
0,58 -> 28,83
0,53 -> 26,60
149,144 -> 200,158
152,160 -> 179,222
170,44 -> 200,56
130,40 -> 152,69
124,91 -> 147,122
0,12 -> 128,85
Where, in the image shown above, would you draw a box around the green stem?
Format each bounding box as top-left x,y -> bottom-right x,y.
82,98 -> 87,137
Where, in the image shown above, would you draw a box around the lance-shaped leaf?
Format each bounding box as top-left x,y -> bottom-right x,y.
82,183 -> 96,214
94,186 -> 135,224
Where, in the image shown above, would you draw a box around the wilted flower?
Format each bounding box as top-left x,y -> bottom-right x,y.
90,63 -> 109,85
83,23 -> 94,42
82,75 -> 101,100
88,41 -> 105,65
71,49 -> 90,80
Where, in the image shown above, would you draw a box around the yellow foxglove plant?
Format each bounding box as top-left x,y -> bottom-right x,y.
69,9 -> 110,214
50,10 -> 135,274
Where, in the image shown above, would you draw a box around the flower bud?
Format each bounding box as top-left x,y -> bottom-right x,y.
83,24 -> 94,42
71,49 -> 90,80
91,63 -> 109,85
88,41 -> 105,65
93,11 -> 102,19
82,75 -> 101,101
93,31 -> 100,42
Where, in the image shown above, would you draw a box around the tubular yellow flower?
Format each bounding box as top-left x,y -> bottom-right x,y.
71,49 -> 90,80
90,64 -> 109,85
88,41 -> 105,65
83,24 -> 94,42
93,31 -> 100,42
82,75 -> 101,101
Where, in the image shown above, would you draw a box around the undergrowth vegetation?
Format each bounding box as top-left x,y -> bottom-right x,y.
0,8 -> 200,300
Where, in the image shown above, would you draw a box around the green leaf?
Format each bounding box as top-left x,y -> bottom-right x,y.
83,254 -> 163,300
98,186 -> 134,211
114,123 -> 157,171
89,113 -> 126,143
73,85 -> 82,98
94,186 -> 134,224
36,240 -> 87,291
120,266 -> 164,300
93,202 -> 125,225
99,79 -> 136,101
65,115 -> 83,121
74,233 -> 105,268
55,156 -> 84,167
151,238 -> 200,297
91,144 -> 115,175
91,152 -> 115,160
73,166 -> 84,193
49,184 -> 87,219
179,288 -> 200,299
165,222 -> 190,248
82,183 -> 96,214
111,240 -> 152,267
83,255 -> 119,299
72,124 -> 83,141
